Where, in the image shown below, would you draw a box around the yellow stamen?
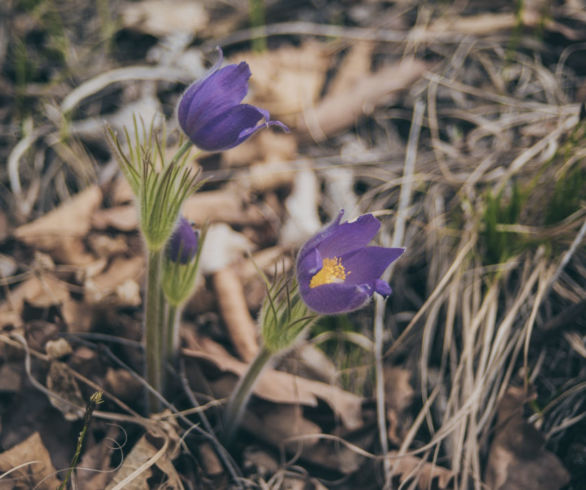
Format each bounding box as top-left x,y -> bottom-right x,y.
309,257 -> 349,288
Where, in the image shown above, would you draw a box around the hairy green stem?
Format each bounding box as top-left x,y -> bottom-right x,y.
223,346 -> 273,444
145,249 -> 163,412
169,140 -> 193,167
166,304 -> 179,366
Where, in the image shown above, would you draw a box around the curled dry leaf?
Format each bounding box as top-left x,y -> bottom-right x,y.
485,386 -> 570,490
14,186 -> 102,263
0,274 -> 70,328
388,452 -> 453,489
328,42 -> 374,96
104,433 -> 181,490
213,267 -> 259,362
183,189 -> 264,226
243,404 -> 322,450
0,432 -> 61,489
84,256 -> 144,305
297,58 -> 427,142
384,366 -> 415,445
279,162 -> 321,247
239,41 -> 328,119
92,205 -> 138,232
121,0 -> 208,37
222,130 -> 298,168
46,361 -> 85,421
198,223 -> 254,274
184,336 -> 364,431
235,245 -> 292,283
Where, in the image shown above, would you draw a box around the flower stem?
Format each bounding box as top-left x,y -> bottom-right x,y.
166,303 -> 179,366
145,248 -> 163,412
169,140 -> 193,167
223,346 -> 273,444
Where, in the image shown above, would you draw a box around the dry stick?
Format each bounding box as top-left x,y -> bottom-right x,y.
373,98 -> 425,488
58,392 -> 103,490
178,360 -> 243,488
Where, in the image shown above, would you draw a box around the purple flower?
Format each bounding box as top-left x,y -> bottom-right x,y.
167,217 -> 199,264
177,50 -> 288,152
296,210 -> 405,314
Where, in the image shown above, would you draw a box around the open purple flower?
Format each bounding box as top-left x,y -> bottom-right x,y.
177,50 -> 288,152
296,210 -> 405,314
166,217 -> 199,264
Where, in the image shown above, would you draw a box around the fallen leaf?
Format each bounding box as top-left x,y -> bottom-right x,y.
279,162 -> 321,247
239,42 -> 328,119
243,404 -> 322,449
92,205 -> 138,232
213,267 -> 259,362
184,336 -> 364,431
121,0 -> 208,37
84,256 -> 144,305
105,421 -> 181,490
14,186 -> 102,251
384,366 -> 415,445
328,42 -> 374,96
0,274 -> 70,328
222,130 -> 298,168
388,452 -> 453,489
0,432 -> 61,489
198,223 -> 254,274
183,189 -> 264,226
46,361 -> 85,421
297,58 -> 427,142
485,386 -> 570,490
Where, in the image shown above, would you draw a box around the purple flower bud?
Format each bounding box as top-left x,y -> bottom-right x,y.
167,217 -> 199,264
296,210 -> 405,314
177,49 -> 288,152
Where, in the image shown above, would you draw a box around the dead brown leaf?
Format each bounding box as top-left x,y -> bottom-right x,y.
183,189 -> 264,226
105,420 -> 182,490
92,205 -> 138,232
0,274 -> 70,328
222,130 -> 298,168
328,42 -> 374,96
243,404 -> 322,449
297,58 -> 427,142
213,267 -> 259,362
485,386 -> 570,490
184,336 -> 364,431
388,452 -> 453,489
0,432 -> 61,489
14,186 -> 102,259
46,361 -> 85,421
121,0 -> 208,37
84,255 -> 144,305
239,42 -> 329,119
384,366 -> 415,445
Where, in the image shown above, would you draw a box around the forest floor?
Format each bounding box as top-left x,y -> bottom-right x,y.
0,0 -> 585,489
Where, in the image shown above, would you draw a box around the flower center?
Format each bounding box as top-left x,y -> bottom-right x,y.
309,257 -> 349,288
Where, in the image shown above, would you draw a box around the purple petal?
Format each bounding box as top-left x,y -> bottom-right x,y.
298,210 -> 345,264
179,62 -> 251,136
317,214 -> 381,258
167,217 -> 199,264
299,282 -> 371,314
296,246 -> 322,283
340,247 -> 405,285
188,104 -> 268,151
374,279 -> 392,296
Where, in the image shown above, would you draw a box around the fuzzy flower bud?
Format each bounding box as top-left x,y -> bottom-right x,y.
166,217 -> 199,264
